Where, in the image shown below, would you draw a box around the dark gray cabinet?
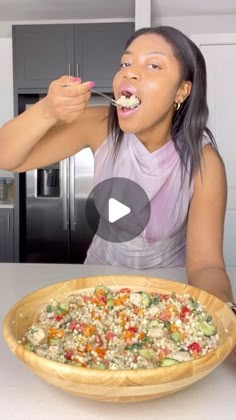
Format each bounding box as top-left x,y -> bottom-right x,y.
13,23 -> 134,91
74,23 -> 133,90
13,25 -> 74,89
0,209 -> 14,262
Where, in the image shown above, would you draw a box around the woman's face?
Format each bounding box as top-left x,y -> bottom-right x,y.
113,34 -> 186,138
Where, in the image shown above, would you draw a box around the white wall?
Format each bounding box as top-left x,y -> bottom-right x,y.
0,14 -> 235,38
0,38 -> 14,177
152,14 -> 236,36
135,0 -> 151,30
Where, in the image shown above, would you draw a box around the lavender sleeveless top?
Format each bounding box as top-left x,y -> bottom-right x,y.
84,133 -> 209,269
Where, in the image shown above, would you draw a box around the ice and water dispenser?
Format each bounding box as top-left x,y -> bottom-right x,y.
36,164 -> 60,197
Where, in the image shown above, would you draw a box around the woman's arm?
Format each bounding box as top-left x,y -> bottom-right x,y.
0,76 -> 108,172
186,144 -> 234,302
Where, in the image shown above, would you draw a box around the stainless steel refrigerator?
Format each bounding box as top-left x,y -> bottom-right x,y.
24,147 -> 99,263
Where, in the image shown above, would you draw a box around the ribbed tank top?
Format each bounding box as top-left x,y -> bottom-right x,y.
84,133 -> 210,269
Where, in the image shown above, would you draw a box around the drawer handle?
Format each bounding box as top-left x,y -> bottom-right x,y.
76,63 -> 80,78
8,213 -> 10,232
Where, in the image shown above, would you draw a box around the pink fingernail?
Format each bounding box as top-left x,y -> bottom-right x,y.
89,81 -> 95,88
73,77 -> 81,82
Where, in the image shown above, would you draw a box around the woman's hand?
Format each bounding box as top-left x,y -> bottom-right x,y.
44,75 -> 93,124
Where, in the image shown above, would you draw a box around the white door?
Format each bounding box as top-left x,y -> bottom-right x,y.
191,34 -> 236,266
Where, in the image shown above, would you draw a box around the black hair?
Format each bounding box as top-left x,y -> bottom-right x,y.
107,25 -> 217,184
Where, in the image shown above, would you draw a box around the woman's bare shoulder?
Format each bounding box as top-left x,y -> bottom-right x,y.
193,143 -> 226,195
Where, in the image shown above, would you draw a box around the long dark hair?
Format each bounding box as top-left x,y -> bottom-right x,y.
108,26 -> 217,184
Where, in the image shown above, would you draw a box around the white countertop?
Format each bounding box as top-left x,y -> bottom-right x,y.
1,263 -> 236,420
0,203 -> 14,208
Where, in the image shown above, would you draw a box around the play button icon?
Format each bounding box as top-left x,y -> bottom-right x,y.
85,177 -> 151,243
108,198 -> 131,223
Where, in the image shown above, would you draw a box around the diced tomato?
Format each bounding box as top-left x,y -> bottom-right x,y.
105,331 -> 115,341
95,334 -> 103,346
160,294 -> 170,301
92,297 -> 106,306
55,315 -> 63,321
159,311 -> 171,322
127,326 -> 138,333
64,350 -> 74,360
133,307 -> 140,314
68,319 -> 80,331
158,347 -> 169,359
99,295 -> 107,303
83,295 -> 92,303
117,288 -> 131,294
188,342 -> 202,353
180,306 -> 192,321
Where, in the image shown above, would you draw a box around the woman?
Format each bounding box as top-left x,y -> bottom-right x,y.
0,26 -> 234,304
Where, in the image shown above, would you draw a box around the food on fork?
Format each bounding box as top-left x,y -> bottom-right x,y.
116,94 -> 141,109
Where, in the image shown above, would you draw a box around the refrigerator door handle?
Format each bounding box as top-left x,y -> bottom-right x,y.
61,159 -> 69,230
69,155 -> 76,231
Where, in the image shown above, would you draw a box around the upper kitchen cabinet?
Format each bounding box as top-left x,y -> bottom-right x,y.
13,25 -> 74,90
74,23 -> 134,90
13,22 -> 134,91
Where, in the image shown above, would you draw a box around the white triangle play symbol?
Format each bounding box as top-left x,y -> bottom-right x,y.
108,198 -> 131,223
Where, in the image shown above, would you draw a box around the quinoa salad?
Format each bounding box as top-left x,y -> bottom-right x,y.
23,285 -> 219,370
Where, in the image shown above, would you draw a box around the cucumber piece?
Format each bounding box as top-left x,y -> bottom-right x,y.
57,303 -> 69,313
141,336 -> 153,344
92,363 -> 106,369
160,357 -> 179,367
152,296 -> 159,305
164,321 -> 171,331
170,332 -> 181,343
138,349 -> 156,360
58,314 -> 72,326
199,322 -> 217,337
188,297 -> 199,310
147,320 -> 159,328
107,298 -> 114,308
125,342 -> 143,351
49,338 -> 62,346
140,292 -> 152,307
25,343 -> 35,352
46,304 -> 55,313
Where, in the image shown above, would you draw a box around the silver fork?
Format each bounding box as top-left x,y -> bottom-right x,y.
60,82 -> 120,107
91,88 -> 120,107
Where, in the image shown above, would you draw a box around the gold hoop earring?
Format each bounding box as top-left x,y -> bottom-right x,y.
174,101 -> 181,111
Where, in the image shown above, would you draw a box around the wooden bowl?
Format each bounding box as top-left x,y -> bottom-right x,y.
3,275 -> 236,402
